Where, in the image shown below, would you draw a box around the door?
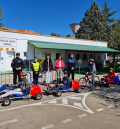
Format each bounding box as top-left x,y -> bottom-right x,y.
7,51 -> 15,71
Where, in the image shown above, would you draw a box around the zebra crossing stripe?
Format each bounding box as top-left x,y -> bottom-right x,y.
62,98 -> 68,105
68,96 -> 81,100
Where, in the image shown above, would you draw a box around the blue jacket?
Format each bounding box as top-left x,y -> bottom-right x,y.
67,58 -> 76,69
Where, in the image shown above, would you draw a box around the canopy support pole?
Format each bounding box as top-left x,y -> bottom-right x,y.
113,53 -> 116,72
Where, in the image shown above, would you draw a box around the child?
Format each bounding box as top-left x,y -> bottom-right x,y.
31,57 -> 40,85
101,68 -> 115,84
0,72 -> 29,98
50,71 -> 69,91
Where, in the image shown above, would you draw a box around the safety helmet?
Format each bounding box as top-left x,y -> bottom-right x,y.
64,71 -> 68,74
20,72 -> 27,76
89,59 -> 94,62
110,68 -> 114,71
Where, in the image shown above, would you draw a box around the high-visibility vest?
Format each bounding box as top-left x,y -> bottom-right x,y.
32,62 -> 39,71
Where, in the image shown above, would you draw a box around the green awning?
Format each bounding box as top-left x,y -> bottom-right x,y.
28,40 -> 119,53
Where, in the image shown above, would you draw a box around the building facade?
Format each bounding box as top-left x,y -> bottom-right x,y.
0,29 -> 109,71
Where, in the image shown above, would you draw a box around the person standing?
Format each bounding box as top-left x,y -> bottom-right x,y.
43,54 -> 53,87
87,59 -> 97,88
11,52 -> 25,84
67,54 -> 76,80
54,55 -> 65,84
31,57 -> 40,85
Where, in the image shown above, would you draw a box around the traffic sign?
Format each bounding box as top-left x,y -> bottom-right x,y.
109,58 -> 113,63
78,59 -> 82,65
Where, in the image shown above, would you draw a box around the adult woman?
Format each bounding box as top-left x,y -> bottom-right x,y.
54,55 -> 65,84
43,54 -> 53,87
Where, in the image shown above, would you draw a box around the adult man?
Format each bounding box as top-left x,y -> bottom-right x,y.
67,54 -> 76,80
31,57 -> 40,85
11,52 -> 25,84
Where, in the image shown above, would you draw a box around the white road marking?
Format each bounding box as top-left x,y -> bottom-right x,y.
116,103 -> 120,106
41,124 -> 54,129
62,119 -> 72,123
74,102 -> 83,108
62,98 -> 68,105
49,100 -> 56,104
97,108 -> 104,112
0,119 -> 18,126
107,105 -> 114,108
68,96 -> 81,100
0,92 -> 94,114
78,114 -> 87,118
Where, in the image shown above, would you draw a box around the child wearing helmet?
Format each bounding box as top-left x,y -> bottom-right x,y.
101,68 -> 115,84
87,59 -> 97,88
0,72 -> 29,98
47,71 -> 69,91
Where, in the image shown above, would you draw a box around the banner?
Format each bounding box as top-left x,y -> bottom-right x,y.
0,38 -> 17,51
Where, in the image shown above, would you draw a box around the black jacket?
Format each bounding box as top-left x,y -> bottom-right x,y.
11,57 -> 25,72
31,62 -> 40,74
62,77 -> 70,87
43,58 -> 53,71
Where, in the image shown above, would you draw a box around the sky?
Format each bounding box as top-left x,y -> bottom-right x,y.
0,0 -> 120,37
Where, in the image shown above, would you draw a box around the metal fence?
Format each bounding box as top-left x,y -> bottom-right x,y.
0,72 -> 32,87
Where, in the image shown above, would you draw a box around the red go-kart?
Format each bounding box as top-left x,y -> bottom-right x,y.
0,85 -> 43,106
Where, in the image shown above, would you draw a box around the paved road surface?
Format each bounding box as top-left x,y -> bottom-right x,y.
0,87 -> 120,129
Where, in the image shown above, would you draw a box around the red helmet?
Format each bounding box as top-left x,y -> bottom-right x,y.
20,72 -> 27,76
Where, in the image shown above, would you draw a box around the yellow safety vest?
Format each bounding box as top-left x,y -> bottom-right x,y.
32,62 -> 39,71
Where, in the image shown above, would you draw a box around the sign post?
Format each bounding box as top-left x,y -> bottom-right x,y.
78,59 -> 82,79
109,58 -> 113,68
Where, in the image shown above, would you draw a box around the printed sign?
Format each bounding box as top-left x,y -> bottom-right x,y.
0,38 -> 17,51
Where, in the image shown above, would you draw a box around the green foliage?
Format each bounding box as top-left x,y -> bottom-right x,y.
51,33 -> 61,36
76,1 -> 116,49
0,7 -> 4,27
102,0 -> 119,24
112,19 -> 120,50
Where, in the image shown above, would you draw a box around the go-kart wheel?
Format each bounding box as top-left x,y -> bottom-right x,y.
55,90 -> 62,97
2,98 -> 11,106
76,87 -> 82,93
35,93 -> 42,100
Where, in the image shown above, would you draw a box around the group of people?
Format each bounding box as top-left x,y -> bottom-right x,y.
11,52 -> 115,89
32,53 -> 76,89
0,52 -> 116,99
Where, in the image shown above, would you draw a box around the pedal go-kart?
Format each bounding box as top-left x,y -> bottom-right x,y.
45,80 -> 82,97
99,75 -> 120,87
0,85 -> 43,106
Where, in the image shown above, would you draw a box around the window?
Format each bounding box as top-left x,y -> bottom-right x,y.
24,52 -> 27,57
98,54 -> 101,60
56,53 -> 61,59
82,54 -> 87,60
90,54 -> 92,58
76,54 -> 81,60
68,54 -> 71,58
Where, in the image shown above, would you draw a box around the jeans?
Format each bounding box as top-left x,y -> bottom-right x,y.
56,68 -> 62,79
33,73 -> 39,85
